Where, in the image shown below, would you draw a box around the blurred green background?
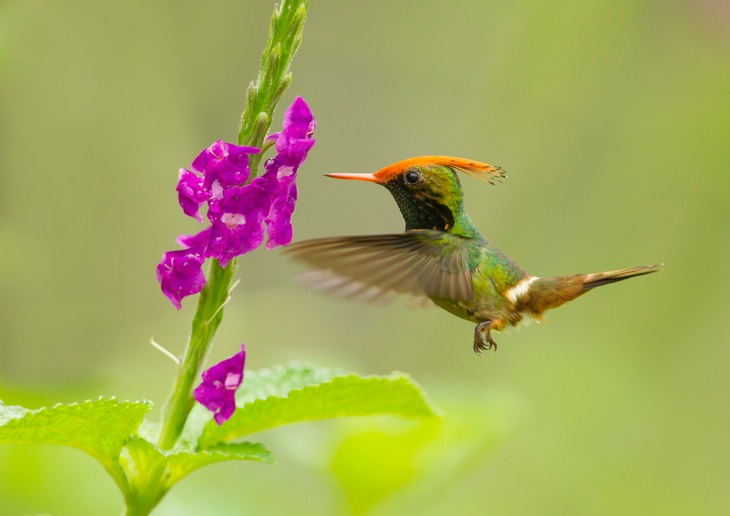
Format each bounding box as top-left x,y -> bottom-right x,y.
1,0 -> 729,514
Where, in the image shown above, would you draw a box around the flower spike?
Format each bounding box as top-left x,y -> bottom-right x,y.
156,97 -> 316,308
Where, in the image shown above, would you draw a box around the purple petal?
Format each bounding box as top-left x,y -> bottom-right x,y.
206,179 -> 277,266
176,168 -> 208,222
175,227 -> 211,250
156,249 -> 206,309
194,344 -> 246,425
264,173 -> 298,249
268,98 -> 316,163
192,140 -> 259,191
282,96 -> 316,140
259,97 -> 316,249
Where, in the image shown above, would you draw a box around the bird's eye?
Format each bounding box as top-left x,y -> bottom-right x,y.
404,170 -> 421,185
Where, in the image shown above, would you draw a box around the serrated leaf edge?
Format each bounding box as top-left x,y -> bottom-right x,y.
199,371 -> 440,448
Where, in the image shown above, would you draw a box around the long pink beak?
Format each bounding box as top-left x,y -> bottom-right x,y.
324,172 -> 380,183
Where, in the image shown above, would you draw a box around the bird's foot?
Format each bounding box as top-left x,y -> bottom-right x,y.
473,321 -> 499,355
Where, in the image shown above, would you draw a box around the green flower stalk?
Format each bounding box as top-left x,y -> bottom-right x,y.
157,259 -> 238,450
239,0 -> 309,174
157,0 -> 311,452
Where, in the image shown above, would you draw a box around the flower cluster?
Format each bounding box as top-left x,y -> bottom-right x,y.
156,97 -> 316,309
194,344 -> 246,425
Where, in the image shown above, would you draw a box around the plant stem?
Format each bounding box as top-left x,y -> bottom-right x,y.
157,259 -> 237,450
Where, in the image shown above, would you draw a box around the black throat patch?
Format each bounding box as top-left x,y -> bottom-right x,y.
384,181 -> 455,231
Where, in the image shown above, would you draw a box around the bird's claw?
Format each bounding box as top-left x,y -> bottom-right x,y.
473,321 -> 498,355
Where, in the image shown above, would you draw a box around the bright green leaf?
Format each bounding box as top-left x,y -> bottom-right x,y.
198,369 -> 439,448
166,441 -> 275,481
123,436 -> 274,488
237,364 -> 348,404
120,436 -> 170,511
123,437 -> 275,488
181,365 -> 347,446
0,401 -> 28,424
120,435 -> 274,510
0,398 -> 151,462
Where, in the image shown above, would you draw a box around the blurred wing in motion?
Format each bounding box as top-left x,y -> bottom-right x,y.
284,230 -> 477,304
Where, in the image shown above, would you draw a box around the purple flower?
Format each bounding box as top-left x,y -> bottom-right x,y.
176,169 -> 207,222
206,178 -> 276,267
192,140 -> 259,191
268,96 -> 317,166
265,179 -> 297,249
156,249 -> 206,310
262,96 -> 316,249
157,97 -> 316,308
194,344 -> 246,425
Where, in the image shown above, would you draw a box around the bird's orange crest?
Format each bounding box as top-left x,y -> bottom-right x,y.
373,156 -> 506,184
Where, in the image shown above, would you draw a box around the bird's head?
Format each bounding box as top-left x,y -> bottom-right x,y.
325,156 -> 505,232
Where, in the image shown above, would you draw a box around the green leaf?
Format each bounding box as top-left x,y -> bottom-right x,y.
0,397 -> 152,505
120,436 -> 170,511
0,401 -> 28,424
179,364 -> 346,447
237,364 -> 348,404
0,398 -> 150,462
198,368 -> 440,448
166,441 -> 275,479
119,435 -> 274,512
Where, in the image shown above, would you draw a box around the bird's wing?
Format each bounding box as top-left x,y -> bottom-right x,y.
284,230 -> 478,304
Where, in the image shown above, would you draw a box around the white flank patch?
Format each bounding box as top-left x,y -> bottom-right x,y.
505,276 -> 539,304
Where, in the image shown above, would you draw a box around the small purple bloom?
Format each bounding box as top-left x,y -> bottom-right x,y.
156,249 -> 206,310
206,178 -> 275,267
176,169 -> 208,222
192,140 -> 259,191
263,165 -> 298,249
194,344 -> 246,425
261,97 -> 316,249
267,96 -> 317,166
157,97 -> 316,308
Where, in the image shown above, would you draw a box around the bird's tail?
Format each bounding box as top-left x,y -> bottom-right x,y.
581,263 -> 663,290
524,263 -> 663,315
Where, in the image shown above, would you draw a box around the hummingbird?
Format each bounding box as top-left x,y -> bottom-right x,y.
285,156 -> 661,354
